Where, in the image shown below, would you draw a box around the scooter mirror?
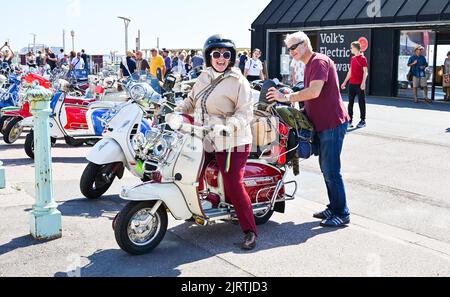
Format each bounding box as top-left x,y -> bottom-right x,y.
165,113 -> 183,130
259,80 -> 277,105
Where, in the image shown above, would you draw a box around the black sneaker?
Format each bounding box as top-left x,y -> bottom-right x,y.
320,216 -> 350,228
349,120 -> 354,128
357,120 -> 366,128
313,209 -> 333,220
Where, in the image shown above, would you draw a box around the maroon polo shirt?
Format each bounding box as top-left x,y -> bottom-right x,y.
303,53 -> 350,132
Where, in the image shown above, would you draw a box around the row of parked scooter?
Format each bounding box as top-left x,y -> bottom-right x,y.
1,62 -> 311,255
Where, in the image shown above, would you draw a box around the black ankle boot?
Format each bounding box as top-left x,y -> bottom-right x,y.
241,232 -> 257,250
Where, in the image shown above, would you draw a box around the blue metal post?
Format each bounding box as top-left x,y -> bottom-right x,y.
28,86 -> 62,240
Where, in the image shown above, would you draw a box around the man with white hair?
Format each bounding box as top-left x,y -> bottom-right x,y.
268,31 -> 351,228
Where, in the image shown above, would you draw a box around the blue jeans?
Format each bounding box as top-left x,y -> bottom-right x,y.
317,122 -> 350,217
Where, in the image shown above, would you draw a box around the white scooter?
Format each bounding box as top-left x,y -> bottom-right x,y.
113,113 -> 298,255
80,75 -> 162,199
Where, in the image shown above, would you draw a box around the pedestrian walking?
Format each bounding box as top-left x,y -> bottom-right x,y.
442,51 -> 450,102
120,51 -> 137,78
244,48 -> 265,82
341,41 -> 369,128
239,51 -> 248,74
408,45 -> 431,104
45,48 -> 57,70
162,48 -> 172,73
71,52 -> 85,70
149,48 -> 166,79
291,58 -> 305,86
0,42 -> 15,66
135,50 -> 150,73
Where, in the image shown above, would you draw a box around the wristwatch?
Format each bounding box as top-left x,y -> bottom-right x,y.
284,93 -> 292,104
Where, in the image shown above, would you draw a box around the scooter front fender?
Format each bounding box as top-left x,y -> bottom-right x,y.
87,139 -> 127,165
120,183 -> 192,220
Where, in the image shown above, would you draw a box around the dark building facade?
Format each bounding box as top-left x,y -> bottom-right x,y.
251,0 -> 450,101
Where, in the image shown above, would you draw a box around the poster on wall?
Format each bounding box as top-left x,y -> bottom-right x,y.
318,29 -> 371,92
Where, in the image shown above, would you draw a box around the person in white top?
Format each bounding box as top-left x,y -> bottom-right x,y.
58,49 -> 65,62
71,52 -> 85,70
173,52 -> 187,76
291,58 -> 305,86
244,48 -> 265,82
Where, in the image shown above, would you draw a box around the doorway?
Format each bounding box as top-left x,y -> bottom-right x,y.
433,30 -> 450,102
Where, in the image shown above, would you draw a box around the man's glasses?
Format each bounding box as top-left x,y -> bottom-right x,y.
288,41 -> 304,51
210,51 -> 232,60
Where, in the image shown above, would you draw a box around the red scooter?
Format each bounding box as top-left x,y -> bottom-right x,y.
0,73 -> 52,143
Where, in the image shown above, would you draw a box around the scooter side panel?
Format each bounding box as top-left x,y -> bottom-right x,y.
120,183 -> 192,220
87,139 -> 127,165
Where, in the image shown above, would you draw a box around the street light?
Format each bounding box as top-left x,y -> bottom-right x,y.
118,16 -> 131,54
70,30 -> 75,51
63,29 -> 66,52
30,33 -> 37,53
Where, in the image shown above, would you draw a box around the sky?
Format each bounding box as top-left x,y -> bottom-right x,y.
1,0 -> 271,54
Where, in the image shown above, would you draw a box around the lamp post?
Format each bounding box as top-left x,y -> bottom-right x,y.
70,30 -> 75,52
30,33 -> 37,53
118,16 -> 131,54
63,29 -> 66,52
28,86 -> 62,240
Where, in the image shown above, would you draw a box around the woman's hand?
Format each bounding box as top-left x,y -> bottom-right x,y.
267,87 -> 289,103
213,124 -> 232,137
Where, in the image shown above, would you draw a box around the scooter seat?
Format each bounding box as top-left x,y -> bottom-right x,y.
65,97 -> 97,107
88,101 -> 117,109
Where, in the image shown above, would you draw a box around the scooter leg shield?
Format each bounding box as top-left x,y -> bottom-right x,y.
120,183 -> 192,220
87,139 -> 127,165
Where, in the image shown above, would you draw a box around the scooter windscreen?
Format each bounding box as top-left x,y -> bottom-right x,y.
130,71 -> 162,95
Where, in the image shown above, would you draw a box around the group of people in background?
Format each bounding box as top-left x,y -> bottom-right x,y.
120,48 -> 207,80
24,47 -> 90,73
119,46 -> 269,84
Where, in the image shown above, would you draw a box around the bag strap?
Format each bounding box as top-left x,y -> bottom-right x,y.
195,74 -> 226,125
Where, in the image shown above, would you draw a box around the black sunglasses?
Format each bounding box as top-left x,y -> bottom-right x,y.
210,51 -> 232,60
288,41 -> 304,51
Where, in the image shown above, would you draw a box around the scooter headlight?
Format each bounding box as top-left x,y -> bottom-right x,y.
130,84 -> 146,101
131,132 -> 146,152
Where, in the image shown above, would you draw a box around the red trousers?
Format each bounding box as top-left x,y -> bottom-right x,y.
203,145 -> 257,235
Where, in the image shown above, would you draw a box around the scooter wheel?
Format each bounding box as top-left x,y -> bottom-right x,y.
114,201 -> 168,255
3,117 -> 23,144
80,162 -> 117,199
24,131 -> 35,159
0,116 -> 11,134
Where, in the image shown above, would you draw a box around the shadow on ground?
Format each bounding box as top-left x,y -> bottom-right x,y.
1,157 -> 88,166
53,219 -> 340,277
0,235 -> 54,256
57,196 -> 125,220
342,96 -> 450,112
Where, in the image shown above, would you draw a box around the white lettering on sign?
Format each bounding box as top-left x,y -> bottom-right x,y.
320,33 -> 345,44
319,33 -> 353,73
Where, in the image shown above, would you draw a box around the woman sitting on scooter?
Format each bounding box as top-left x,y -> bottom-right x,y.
176,35 -> 257,250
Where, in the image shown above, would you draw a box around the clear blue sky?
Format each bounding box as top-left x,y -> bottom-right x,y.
1,0 -> 270,54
